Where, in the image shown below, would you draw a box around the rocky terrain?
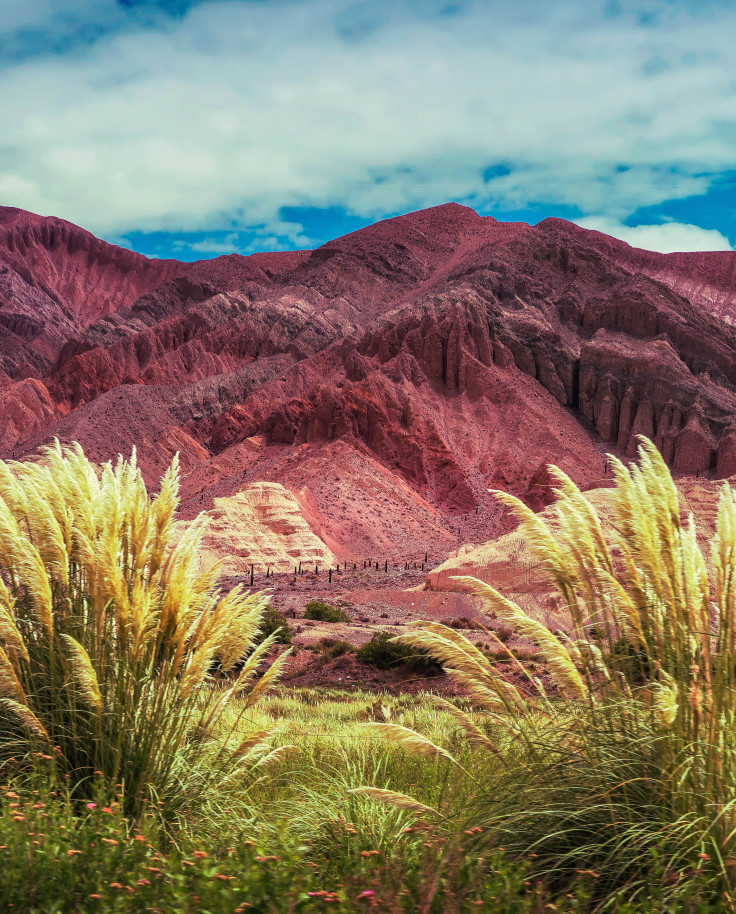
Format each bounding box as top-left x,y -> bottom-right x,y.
3,200 -> 736,683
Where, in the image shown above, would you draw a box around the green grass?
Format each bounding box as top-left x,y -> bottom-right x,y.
0,690 -> 549,913
2,688 -> 728,913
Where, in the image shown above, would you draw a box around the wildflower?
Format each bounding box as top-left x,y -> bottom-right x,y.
358,891 -> 376,899
213,874 -> 232,881
698,853 -> 711,862
6,791 -> 18,799
136,879 -> 151,887
67,849 -> 82,856
134,835 -> 146,842
360,850 -> 379,857
32,803 -> 44,809
101,807 -> 113,815
13,816 -> 25,822
102,838 -> 118,845
255,855 -> 279,863
88,894 -> 102,900
193,850 -> 208,859
86,803 -> 97,810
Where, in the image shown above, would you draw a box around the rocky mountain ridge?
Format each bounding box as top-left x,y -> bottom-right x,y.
2,201 -> 736,560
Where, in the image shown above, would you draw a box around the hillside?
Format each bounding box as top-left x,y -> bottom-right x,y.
3,202 -> 736,565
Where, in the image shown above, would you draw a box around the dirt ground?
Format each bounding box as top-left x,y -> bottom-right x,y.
223,563 -> 538,693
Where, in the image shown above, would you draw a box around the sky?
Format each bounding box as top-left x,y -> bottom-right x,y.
2,0 -> 736,260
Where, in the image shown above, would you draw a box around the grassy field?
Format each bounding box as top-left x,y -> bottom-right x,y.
2,441 -> 736,912
0,687 -> 726,913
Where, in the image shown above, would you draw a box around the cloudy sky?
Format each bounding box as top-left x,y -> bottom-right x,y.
1,0 -> 736,259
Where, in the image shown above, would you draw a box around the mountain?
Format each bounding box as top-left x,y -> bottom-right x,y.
3,201 -> 736,563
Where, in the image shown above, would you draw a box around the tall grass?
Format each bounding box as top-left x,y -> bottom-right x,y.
0,441 -> 287,818
376,438 -> 736,905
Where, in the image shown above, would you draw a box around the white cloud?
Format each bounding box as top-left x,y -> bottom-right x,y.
0,1 -> 735,238
576,216 -> 734,253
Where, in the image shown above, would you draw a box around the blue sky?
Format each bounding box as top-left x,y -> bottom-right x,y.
2,0 -> 736,259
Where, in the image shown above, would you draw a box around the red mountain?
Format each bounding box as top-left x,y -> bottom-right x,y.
3,202 -> 736,559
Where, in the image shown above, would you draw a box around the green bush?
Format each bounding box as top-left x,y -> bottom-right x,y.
257,604 -> 293,645
356,632 -> 441,675
303,600 -> 350,623
321,639 -> 355,660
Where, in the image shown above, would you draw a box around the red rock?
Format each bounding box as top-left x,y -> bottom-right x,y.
5,201 -> 736,561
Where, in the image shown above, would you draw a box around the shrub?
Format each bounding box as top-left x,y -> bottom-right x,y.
493,625 -> 513,644
0,442 -> 289,819
303,600 -> 350,623
356,632 -> 441,675
443,616 -> 481,630
256,604 -> 292,645
367,439 -> 736,903
321,639 -> 355,660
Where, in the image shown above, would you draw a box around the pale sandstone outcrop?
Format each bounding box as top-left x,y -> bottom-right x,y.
196,481 -> 336,575
425,479 -> 724,626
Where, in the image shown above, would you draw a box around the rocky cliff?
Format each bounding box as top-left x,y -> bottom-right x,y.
4,201 -> 736,562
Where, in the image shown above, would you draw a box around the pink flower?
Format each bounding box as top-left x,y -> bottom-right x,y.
358,891 -> 375,899
86,803 -> 97,810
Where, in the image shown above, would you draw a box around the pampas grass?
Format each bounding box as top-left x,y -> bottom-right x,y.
0,441 -> 286,818
368,438 -> 736,904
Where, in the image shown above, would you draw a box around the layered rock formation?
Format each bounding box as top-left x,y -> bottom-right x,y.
195,482 -> 336,575
4,201 -> 736,564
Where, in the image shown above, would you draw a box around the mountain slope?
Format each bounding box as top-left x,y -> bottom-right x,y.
3,202 -> 736,560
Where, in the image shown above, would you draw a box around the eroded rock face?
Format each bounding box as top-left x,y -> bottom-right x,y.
0,378 -> 59,453
4,202 -> 736,560
195,482 -> 336,575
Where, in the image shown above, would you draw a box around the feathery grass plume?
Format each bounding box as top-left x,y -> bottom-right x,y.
2,699 -> 49,742
349,787 -> 440,817
61,635 -> 102,713
228,727 -> 279,762
369,437 -> 736,902
432,697 -> 503,756
450,576 -> 588,701
398,620 -> 527,710
362,723 -> 461,767
0,440 -> 285,820
0,646 -> 26,703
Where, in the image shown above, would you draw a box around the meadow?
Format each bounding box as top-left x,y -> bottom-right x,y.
0,439 -> 735,912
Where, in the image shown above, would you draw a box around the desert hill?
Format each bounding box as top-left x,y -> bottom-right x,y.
3,202 -> 736,565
